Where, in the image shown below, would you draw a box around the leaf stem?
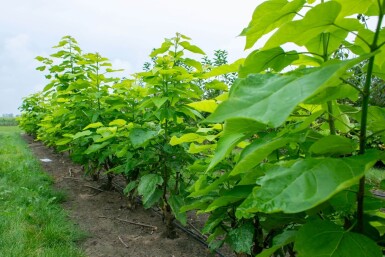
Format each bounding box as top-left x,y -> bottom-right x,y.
327,101 -> 336,135
321,32 -> 337,135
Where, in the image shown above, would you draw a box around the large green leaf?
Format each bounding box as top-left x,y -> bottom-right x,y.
309,135 -> 357,156
295,220 -> 382,257
225,222 -> 254,254
137,174 -> 163,208
168,195 -> 187,225
239,47 -> 299,78
236,151 -> 379,215
206,58 -> 363,127
230,132 -> 305,176
241,0 -> 306,49
187,100 -> 217,113
129,128 -> 158,148
334,0 -> 379,17
206,118 -> 266,172
305,30 -> 350,56
264,2 -> 362,50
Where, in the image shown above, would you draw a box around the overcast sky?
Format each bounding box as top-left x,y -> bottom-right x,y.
0,0 -> 258,115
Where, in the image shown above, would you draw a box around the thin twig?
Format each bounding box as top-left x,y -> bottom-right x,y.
116,218 -> 158,230
118,236 -> 129,248
83,185 -> 104,192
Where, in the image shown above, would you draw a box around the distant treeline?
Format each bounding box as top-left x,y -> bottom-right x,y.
0,117 -> 18,126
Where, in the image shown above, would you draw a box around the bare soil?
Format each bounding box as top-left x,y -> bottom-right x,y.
22,134 -> 228,257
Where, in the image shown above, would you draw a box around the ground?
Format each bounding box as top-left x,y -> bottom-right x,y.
22,134 -> 232,257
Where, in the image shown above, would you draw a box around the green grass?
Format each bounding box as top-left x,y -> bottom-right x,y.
0,126 -> 86,257
367,167 -> 385,188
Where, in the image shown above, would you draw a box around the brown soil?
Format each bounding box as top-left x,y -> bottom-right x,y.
22,134 -> 229,257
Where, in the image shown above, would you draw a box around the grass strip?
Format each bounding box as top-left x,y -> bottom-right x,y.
0,126 -> 86,257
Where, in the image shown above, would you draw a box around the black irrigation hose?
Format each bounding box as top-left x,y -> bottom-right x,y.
111,180 -> 228,257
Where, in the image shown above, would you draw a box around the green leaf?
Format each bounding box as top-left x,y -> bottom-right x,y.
152,97 -> 169,109
72,130 -> 92,140
84,141 -> 110,154
236,151 -> 379,215
187,100 -> 217,113
295,220 -> 382,257
206,57 -> 365,127
170,133 -> 207,146
137,174 -> 163,208
207,118 -> 266,172
256,230 -> 297,257
230,133 -> 305,176
202,59 -> 244,78
109,119 -> 127,127
334,0 -> 378,17
204,80 -> 228,91
183,58 -> 203,71
204,186 -> 253,212
83,122 -> 104,130
239,47 -> 299,78
305,30 -> 350,56
241,0 -> 306,49
123,181 -> 137,195
189,173 -> 229,198
129,128 -> 158,148
309,135 -> 357,156
168,195 -> 187,225
225,222 -> 254,254
367,106 -> 385,141
264,1 -> 342,49
179,41 -> 205,55
150,41 -> 173,57
188,143 -> 215,154
36,66 -> 46,71
55,137 -> 73,146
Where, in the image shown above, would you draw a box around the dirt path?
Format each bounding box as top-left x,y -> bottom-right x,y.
22,134 -> 221,257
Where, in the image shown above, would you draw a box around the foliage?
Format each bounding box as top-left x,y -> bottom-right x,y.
184,0 -> 385,256
0,117 -> 18,126
17,0 -> 385,255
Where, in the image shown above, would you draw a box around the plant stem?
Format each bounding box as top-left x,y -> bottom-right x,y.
357,55 -> 375,233
327,101 -> 336,135
357,6 -> 383,233
321,32 -> 337,135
